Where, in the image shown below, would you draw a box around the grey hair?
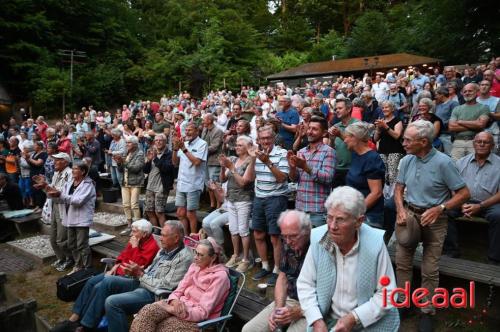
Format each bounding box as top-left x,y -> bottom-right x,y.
258,125 -> 276,137
131,219 -> 153,234
407,119 -> 435,143
277,210 -> 312,233
155,133 -> 167,141
337,97 -> 353,110
126,135 -> 139,145
23,141 -> 34,152
47,127 -> 56,135
302,107 -> 314,115
198,239 -> 216,257
435,86 -> 449,97
324,186 -> 366,218
361,91 -> 373,99
416,91 -> 432,103
345,121 -> 374,142
164,220 -> 185,244
352,97 -> 365,108
111,129 -> 122,137
236,135 -> 253,146
418,98 -> 435,112
381,100 -> 395,111
203,113 -> 215,122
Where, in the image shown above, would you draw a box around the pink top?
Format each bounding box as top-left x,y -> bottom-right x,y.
168,263 -> 230,322
351,106 -> 363,120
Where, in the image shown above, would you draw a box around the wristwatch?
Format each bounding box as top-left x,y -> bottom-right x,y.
439,204 -> 446,211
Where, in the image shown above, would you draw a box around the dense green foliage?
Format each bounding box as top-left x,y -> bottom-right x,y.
0,0 -> 498,115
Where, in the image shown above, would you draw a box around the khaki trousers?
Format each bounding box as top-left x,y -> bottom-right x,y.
122,186 -> 142,221
395,212 -> 448,313
241,298 -> 307,332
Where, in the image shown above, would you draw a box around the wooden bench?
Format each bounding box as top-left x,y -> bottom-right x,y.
7,212 -> 41,235
387,246 -> 500,287
92,239 -> 125,258
232,289 -> 271,322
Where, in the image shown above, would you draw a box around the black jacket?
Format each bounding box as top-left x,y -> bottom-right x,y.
143,149 -> 176,192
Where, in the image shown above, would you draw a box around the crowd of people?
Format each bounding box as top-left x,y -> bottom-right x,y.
0,58 -> 500,332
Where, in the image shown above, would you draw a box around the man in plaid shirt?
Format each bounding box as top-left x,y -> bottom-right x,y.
288,116 -> 336,226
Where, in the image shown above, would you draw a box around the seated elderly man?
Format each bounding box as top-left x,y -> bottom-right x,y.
444,132 -> 500,263
51,220 -> 192,332
297,186 -> 399,332
242,210 -> 310,332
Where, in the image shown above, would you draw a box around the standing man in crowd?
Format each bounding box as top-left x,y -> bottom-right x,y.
276,95 -> 300,150
329,98 -> 358,188
448,83 -> 490,160
201,113 -> 224,211
173,122 -> 208,235
45,153 -> 74,272
242,210 -> 310,332
251,125 -> 289,286
434,86 -> 460,156
371,74 -> 389,104
395,120 -> 469,331
144,134 -> 175,227
288,116 -> 335,227
84,131 -> 101,169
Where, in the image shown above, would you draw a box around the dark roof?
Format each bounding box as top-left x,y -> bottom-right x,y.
267,53 -> 442,80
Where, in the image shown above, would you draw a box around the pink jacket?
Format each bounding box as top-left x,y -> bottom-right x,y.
168,263 -> 230,322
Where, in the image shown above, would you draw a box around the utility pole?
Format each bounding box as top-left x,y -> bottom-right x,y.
58,49 -> 87,116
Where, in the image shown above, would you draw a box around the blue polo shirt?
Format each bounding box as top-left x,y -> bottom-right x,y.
276,107 -> 300,148
396,148 -> 466,207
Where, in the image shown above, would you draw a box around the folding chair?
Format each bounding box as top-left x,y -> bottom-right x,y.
197,267 -> 246,331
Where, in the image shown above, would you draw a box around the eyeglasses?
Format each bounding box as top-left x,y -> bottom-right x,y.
473,140 -> 492,145
327,215 -> 353,225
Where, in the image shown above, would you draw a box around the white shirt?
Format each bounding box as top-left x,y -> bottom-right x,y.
328,235 -> 396,327
177,137 -> 208,192
298,231 -> 396,328
371,82 -> 389,103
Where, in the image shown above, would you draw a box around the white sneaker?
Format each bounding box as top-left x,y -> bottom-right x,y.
120,227 -> 131,236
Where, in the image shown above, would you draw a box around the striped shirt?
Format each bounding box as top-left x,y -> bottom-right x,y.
295,143 -> 336,213
255,145 -> 289,198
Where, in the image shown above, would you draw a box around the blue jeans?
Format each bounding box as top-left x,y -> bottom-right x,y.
110,165 -> 123,187
445,202 -> 500,261
105,287 -> 155,332
73,273 -> 139,328
365,211 -> 384,229
202,208 -> 229,245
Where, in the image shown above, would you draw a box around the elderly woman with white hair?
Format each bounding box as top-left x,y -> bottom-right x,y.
106,128 -> 126,187
115,135 -> 145,235
53,219 -> 159,332
297,186 -> 399,332
344,122 -> 386,228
